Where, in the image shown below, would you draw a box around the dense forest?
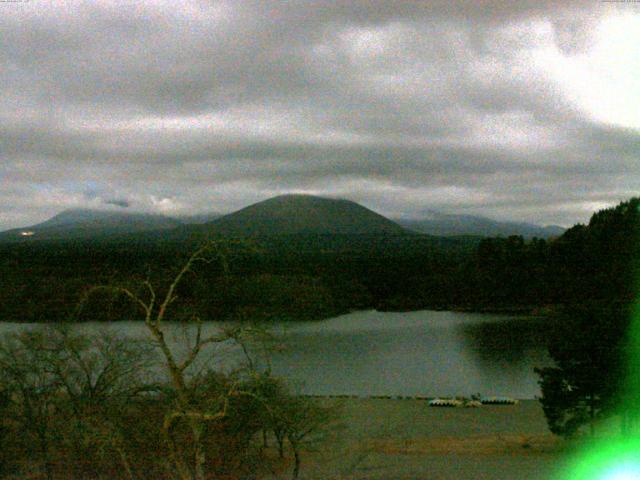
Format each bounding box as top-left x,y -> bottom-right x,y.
0,198 -> 637,324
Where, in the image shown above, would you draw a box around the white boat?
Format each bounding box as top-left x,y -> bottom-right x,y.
480,396 -> 519,405
428,398 -> 463,407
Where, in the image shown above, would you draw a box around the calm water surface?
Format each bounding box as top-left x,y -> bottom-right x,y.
0,310 -> 552,398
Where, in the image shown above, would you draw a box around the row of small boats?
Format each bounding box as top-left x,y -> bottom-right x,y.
428,397 -> 519,407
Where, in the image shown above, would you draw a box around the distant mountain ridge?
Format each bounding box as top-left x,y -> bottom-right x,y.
0,195 -> 405,241
0,196 -> 565,241
207,194 -> 406,236
0,209 -> 183,241
178,213 -> 223,224
395,210 -> 565,239
37,209 -> 180,229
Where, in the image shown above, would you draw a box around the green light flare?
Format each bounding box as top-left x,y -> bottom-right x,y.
559,437 -> 640,480
623,298 -> 640,406
559,267 -> 640,479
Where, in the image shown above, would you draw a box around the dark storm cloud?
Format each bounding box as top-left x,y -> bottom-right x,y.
0,0 -> 638,229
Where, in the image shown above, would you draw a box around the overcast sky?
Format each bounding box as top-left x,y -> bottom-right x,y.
1,0 -> 639,230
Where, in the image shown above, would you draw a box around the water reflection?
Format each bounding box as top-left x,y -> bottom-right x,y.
267,310 -> 552,398
0,310 -> 552,398
459,316 -> 553,365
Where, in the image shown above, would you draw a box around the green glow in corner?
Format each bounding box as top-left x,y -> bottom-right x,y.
560,296 -> 640,480
562,437 -> 640,480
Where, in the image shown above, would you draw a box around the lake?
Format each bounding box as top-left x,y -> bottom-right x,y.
0,310 -> 552,399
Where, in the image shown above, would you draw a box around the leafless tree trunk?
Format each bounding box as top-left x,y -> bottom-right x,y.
290,440 -> 301,480
89,242 -> 240,480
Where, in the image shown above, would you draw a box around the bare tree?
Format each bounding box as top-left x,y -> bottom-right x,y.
234,372 -> 336,480
76,240 -> 335,480
277,396 -> 335,480
0,330 -> 62,480
0,387 -> 9,477
81,241 -> 260,480
0,326 -> 157,480
46,327 -> 156,479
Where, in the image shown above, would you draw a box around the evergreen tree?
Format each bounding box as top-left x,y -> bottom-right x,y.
535,304 -> 630,437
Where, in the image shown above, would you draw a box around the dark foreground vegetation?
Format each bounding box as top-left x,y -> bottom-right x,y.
0,326 -> 335,480
533,198 -> 640,439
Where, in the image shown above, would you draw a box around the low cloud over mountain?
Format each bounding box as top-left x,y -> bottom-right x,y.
1,1 -> 638,230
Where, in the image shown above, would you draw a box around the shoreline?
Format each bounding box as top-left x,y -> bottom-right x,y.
299,394 -> 536,401
293,397 -> 564,480
0,305 -> 553,323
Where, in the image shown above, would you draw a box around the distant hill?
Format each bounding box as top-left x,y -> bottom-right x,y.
395,211 -> 565,239
0,196 -> 406,242
0,198 -> 565,243
208,194 -> 407,236
178,212 -> 222,224
0,209 -> 183,241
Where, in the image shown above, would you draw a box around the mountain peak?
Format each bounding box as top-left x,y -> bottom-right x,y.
38,208 -> 171,227
208,194 -> 406,236
0,208 -> 183,241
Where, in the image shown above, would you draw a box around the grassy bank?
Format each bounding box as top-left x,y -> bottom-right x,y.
274,398 -> 572,480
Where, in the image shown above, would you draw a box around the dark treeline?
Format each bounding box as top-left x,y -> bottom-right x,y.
0,234 -> 477,323
0,198 -> 637,323
394,196 -> 638,312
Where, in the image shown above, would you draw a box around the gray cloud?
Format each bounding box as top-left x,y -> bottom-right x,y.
104,198 -> 130,208
0,0 -> 638,230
